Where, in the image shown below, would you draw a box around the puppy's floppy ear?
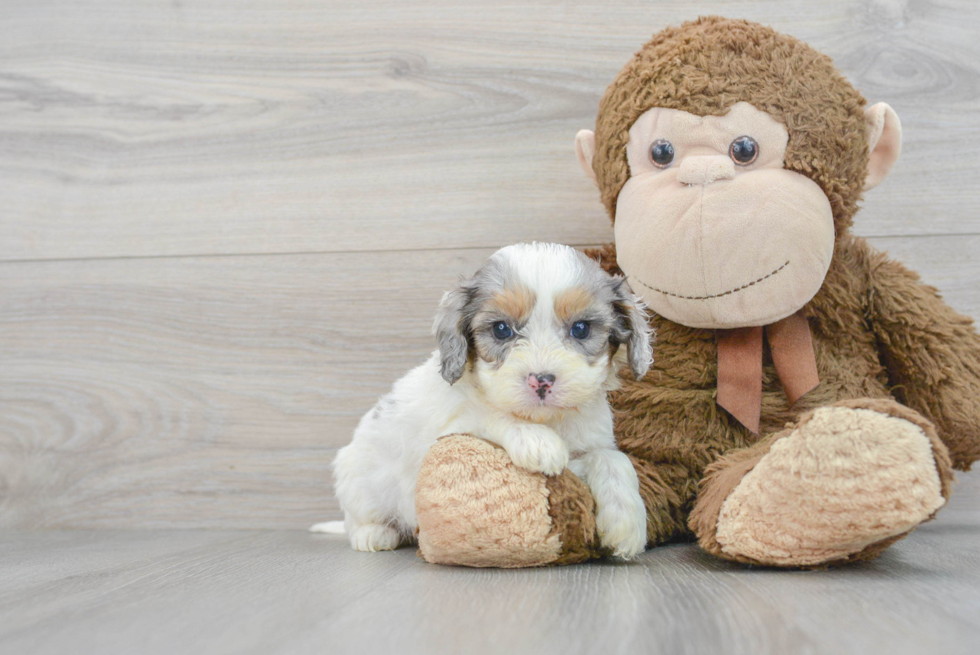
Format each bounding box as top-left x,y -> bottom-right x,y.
609,277 -> 654,379
432,278 -> 476,384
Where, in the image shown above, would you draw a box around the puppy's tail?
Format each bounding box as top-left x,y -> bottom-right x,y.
309,520 -> 346,534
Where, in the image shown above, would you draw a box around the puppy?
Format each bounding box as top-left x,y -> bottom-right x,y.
320,242 -> 653,558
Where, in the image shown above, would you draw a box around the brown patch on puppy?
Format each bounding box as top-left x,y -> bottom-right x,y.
488,284 -> 536,324
554,286 -> 594,323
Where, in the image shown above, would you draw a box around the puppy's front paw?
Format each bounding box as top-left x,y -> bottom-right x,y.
505,423 -> 569,476
596,498 -> 648,560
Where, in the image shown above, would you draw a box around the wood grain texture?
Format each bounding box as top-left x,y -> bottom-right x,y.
1,237 -> 977,529
0,247 -> 489,528
0,471 -> 978,655
1,0 -> 979,262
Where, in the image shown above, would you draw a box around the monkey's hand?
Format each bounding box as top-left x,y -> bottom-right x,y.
868,249 -> 980,470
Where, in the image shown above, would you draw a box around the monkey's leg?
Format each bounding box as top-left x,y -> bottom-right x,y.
689,398 -> 954,567
414,434 -> 695,567
414,434 -> 604,567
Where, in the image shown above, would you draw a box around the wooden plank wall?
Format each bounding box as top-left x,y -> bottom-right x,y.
1,0 -> 978,529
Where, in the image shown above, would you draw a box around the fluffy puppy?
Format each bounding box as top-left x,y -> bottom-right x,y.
322,242 -> 653,558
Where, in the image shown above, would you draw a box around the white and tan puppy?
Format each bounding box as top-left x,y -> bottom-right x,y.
317,242 -> 653,559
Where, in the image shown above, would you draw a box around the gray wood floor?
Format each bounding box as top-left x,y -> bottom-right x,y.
1,469 -> 978,655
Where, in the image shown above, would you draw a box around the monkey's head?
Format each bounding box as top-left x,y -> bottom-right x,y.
575,17 -> 901,329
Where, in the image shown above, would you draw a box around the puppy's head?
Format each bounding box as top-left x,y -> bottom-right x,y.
432,242 -> 654,419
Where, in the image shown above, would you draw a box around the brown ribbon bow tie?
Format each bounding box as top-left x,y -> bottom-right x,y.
715,310 -> 819,434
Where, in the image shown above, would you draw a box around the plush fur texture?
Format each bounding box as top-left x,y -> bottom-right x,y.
610,101 -> 838,329
411,17 -> 980,569
690,398 -> 955,566
593,235 -> 978,555
587,17 -> 979,564
416,435 -> 565,568
592,16 -> 869,233
416,435 -> 604,567
713,403 -> 946,565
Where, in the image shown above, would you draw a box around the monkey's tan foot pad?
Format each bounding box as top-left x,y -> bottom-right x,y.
712,402 -> 952,567
415,434 -> 602,567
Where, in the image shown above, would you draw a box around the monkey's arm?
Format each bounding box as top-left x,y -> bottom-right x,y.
867,249 -> 980,470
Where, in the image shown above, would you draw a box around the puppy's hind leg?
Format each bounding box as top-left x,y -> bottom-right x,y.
308,519 -> 399,550
332,422 -> 407,552
347,522 -> 402,552
334,472 -> 405,552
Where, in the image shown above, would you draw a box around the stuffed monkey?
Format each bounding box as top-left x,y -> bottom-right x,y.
413,16 -> 980,568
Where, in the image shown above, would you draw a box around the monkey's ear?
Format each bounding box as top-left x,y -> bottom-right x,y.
864,102 -> 902,190
575,129 -> 598,183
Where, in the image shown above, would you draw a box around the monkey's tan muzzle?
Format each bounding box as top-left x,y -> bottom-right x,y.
676,155 -> 736,186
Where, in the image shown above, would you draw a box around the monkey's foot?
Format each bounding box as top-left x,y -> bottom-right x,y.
414,434 -> 603,567
691,399 -> 954,567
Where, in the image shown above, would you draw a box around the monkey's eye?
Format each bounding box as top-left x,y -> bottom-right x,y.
649,139 -> 675,168
492,321 -> 514,340
570,321 -> 591,340
729,136 -> 759,165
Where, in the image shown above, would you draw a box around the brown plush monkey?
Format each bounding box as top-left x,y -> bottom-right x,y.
413,16 -> 980,568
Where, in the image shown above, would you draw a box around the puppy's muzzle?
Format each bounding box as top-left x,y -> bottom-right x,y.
527,373 -> 556,400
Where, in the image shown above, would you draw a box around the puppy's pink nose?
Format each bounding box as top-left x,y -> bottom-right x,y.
527,373 -> 556,400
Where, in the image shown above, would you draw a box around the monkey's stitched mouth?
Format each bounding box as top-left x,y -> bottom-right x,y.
628,260 -> 790,301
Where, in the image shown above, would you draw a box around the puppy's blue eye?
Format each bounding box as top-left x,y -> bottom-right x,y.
492,321 -> 513,340
570,321 -> 591,340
